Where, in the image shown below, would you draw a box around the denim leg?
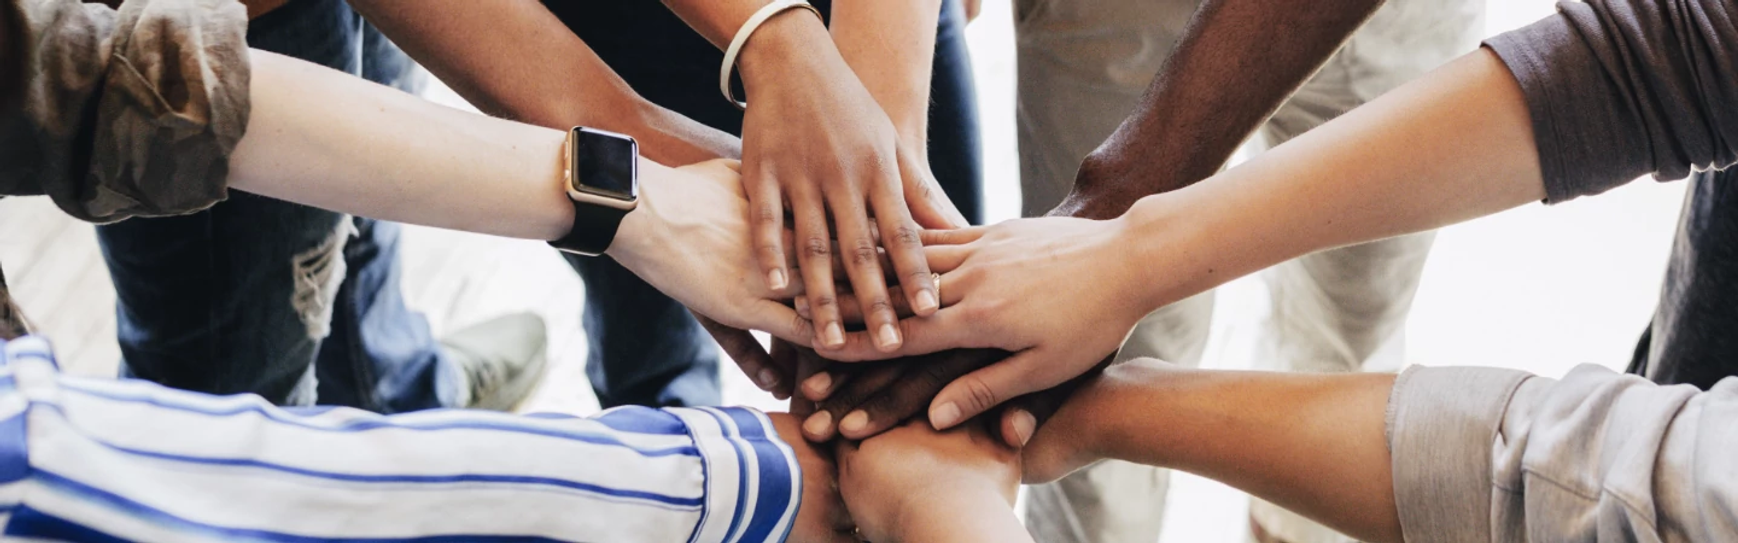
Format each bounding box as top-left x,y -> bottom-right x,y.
99,193 -> 348,405
927,0 -> 984,225
308,16 -> 452,413
316,218 -> 448,412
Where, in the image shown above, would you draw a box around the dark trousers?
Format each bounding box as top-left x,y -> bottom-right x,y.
97,0 -> 448,412
543,0 -> 984,408
1630,168 -> 1738,390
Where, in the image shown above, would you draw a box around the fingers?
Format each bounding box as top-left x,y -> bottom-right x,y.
827,349 -> 1009,441
897,147 -> 970,229
923,244 -> 971,275
801,362 -> 902,442
796,289 -> 915,325
927,349 -> 1055,431
873,198 -> 940,318
918,226 -> 987,247
824,306 -> 976,362
826,192 -> 903,353
791,186 -> 846,350
746,166 -> 792,293
695,312 -> 791,399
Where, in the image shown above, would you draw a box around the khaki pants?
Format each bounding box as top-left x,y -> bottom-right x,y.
1013,1 -> 1484,541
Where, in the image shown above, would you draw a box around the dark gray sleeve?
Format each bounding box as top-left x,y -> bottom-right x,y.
1483,0 -> 1738,204
0,0 -> 249,223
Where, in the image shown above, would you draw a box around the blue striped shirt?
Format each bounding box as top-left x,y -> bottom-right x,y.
0,336 -> 801,542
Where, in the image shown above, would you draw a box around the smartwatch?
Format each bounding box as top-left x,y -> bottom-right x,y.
549,126 -> 640,257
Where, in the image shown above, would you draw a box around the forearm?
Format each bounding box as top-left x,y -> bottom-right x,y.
1119,49 -> 1544,311
349,0 -> 736,164
661,0 -> 845,107
831,0 -> 941,146
229,49 -> 573,241
1078,362 -> 1400,542
1060,0 -> 1384,219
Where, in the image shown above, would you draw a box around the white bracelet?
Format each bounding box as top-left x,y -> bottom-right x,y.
719,0 -> 822,110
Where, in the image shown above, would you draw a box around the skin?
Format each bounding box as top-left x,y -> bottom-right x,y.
666,0 -> 955,356
835,419 -> 1029,543
821,49 -> 1543,430
228,49 -> 820,347
1020,359 -> 1401,542
797,0 -> 1395,439
349,0 -> 962,393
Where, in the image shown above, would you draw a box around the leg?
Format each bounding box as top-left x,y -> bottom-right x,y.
1013,1 -> 1201,540
1246,2 -> 1482,540
926,0 -> 985,225
1632,168 -> 1738,390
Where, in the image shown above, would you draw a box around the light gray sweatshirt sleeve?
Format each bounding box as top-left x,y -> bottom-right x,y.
1388,364 -> 1738,542
1483,0 -> 1738,204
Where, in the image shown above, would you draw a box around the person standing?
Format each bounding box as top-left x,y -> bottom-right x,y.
1009,0 -> 1483,541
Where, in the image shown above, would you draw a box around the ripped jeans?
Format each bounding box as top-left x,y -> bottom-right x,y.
94,0 -> 449,411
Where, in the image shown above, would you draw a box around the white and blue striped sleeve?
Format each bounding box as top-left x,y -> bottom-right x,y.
0,336 -> 802,543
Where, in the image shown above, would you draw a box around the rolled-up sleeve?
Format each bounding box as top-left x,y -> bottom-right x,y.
1,0 -> 249,222
1388,364 -> 1738,542
1482,0 -> 1738,204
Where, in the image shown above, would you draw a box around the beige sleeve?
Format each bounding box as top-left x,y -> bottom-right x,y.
0,0 -> 250,223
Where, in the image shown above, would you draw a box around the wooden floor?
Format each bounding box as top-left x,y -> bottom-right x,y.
0,195 -> 774,415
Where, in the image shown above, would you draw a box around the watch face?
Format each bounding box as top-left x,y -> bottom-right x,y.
573,128 -> 639,201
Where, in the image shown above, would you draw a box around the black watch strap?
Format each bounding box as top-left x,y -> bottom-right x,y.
548,200 -> 631,257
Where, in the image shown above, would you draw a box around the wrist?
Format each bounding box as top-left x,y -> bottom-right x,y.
603,158 -> 664,263
735,11 -> 836,94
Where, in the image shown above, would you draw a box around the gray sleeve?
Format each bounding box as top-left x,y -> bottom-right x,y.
0,0 -> 249,223
1482,0 -> 1738,204
1388,364 -> 1738,542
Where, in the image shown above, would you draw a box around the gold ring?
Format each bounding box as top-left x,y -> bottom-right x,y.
933,273 -> 943,305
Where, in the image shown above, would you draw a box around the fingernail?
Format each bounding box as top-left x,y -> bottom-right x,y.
804,372 -> 832,398
823,322 -> 845,348
794,297 -> 809,317
756,368 -> 779,390
876,323 -> 900,349
840,410 -> 869,435
1011,409 -> 1037,447
914,289 -> 939,313
931,402 -> 961,429
768,268 -> 788,291
803,411 -> 832,437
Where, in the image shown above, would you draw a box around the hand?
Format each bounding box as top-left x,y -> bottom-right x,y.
798,349 -> 1008,442
735,14 -> 950,355
826,217 -> 1155,432
835,419 -> 1021,542
608,159 -> 814,346
766,413 -> 858,542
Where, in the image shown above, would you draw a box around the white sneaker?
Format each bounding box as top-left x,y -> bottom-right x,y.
438,313 -> 549,411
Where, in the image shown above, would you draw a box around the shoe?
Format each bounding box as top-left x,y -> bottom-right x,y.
438,312 -> 549,411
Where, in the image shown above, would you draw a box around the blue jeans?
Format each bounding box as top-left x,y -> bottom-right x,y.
96,0 -> 448,412
544,0 -> 983,408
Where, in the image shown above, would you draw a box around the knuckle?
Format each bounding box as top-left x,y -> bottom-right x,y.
803,237 -> 832,259
811,294 -> 838,310
962,378 -> 1001,412
866,298 -> 894,316
754,204 -> 783,226
892,225 -> 922,248
849,240 -> 879,266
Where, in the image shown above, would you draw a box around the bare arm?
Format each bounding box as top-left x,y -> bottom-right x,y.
1054,0 -> 1386,219
347,0 -> 739,164
228,49 -> 814,345
1023,360 -> 1401,542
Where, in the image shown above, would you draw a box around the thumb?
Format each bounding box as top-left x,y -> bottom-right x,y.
898,151 -> 969,229
926,348 -> 1052,431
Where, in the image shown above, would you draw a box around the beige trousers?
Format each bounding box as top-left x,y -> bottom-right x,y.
1013,1 -> 1484,541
